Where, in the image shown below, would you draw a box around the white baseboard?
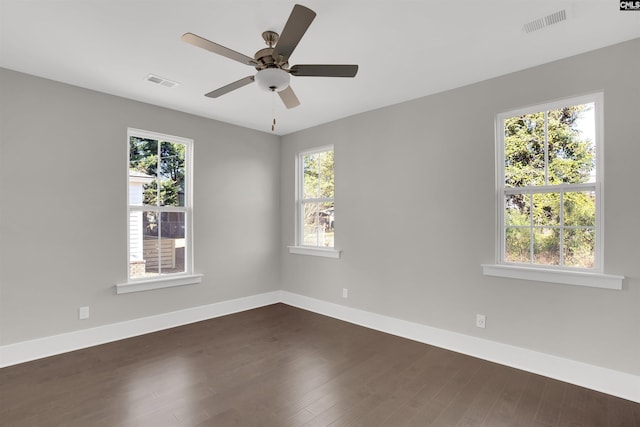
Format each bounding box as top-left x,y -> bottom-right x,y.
0,291 -> 280,368
278,291 -> 640,404
1,289 -> 637,403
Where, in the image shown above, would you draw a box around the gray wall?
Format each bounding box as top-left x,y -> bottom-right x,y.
0,68 -> 281,344
280,38 -> 640,375
1,39 -> 638,377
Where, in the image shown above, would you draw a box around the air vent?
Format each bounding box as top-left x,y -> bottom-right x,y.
523,9 -> 567,33
145,74 -> 180,88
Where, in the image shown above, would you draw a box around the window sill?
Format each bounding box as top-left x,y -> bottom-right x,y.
116,274 -> 203,294
482,264 -> 623,290
288,246 -> 341,259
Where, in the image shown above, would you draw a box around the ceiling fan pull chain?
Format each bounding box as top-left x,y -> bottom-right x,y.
271,91 -> 277,132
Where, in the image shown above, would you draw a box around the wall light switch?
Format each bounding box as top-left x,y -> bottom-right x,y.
79,306 -> 90,320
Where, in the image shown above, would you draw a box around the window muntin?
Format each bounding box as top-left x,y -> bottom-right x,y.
127,129 -> 192,281
498,94 -> 602,271
297,147 -> 335,248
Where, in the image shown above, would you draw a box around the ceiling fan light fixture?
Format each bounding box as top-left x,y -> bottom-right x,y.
255,68 -> 290,92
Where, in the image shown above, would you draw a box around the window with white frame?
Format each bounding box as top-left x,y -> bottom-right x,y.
496,93 -> 602,271
127,128 -> 193,281
296,146 -> 335,248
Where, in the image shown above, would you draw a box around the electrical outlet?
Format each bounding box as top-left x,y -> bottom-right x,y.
342,288 -> 348,298
79,306 -> 90,320
476,314 -> 486,329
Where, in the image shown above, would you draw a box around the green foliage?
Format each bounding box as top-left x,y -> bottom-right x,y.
504,105 -> 594,188
303,150 -> 334,199
130,137 -> 185,206
505,228 -> 530,263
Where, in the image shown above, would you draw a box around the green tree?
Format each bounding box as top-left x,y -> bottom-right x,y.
303,150 -> 334,199
505,105 -> 594,189
130,137 -> 185,206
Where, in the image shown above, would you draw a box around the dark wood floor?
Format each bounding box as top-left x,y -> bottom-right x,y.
1,304 -> 638,427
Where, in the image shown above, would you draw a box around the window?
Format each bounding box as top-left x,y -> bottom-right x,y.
289,146 -> 340,258
484,93 -> 622,289
119,128 -> 200,293
498,94 -> 602,270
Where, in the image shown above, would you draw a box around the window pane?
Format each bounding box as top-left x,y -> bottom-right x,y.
504,112 -> 545,187
564,191 -> 595,227
303,202 -> 334,247
129,211 -> 147,278
532,193 -> 560,226
547,103 -> 596,185
159,141 -> 186,207
318,150 -> 334,199
564,228 -> 595,268
142,211 -> 160,277
533,228 -> 560,265
505,194 -> 530,226
133,211 -> 186,277
303,153 -> 319,199
159,212 -> 186,274
505,227 -> 530,263
129,137 -> 159,206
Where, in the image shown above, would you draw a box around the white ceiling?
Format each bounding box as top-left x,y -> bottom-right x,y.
1,1 -> 638,135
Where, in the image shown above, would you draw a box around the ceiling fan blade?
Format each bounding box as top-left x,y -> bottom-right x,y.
289,64 -> 358,77
278,85 -> 301,109
205,75 -> 255,98
272,4 -> 316,63
182,32 -> 257,67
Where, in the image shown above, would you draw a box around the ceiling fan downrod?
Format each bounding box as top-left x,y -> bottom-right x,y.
262,31 -> 279,48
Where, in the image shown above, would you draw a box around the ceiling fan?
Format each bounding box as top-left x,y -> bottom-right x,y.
182,4 -> 358,109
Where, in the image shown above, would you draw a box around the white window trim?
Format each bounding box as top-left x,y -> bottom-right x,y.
482,264 -> 623,290
291,145 -> 340,258
288,245 -> 341,258
486,92 -> 623,289
116,274 -> 203,294
119,128 -> 200,293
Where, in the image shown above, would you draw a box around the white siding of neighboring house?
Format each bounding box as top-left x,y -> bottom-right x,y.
129,211 -> 144,261
129,171 -> 153,262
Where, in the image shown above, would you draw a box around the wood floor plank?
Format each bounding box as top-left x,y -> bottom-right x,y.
349,350 -> 441,426
584,390 -> 610,427
607,395 -> 638,427
534,378 -> 568,426
509,372 -> 547,426
429,359 -> 498,427
455,365 -> 519,426
479,367 -> 530,427
1,303 -> 638,427
406,398 -> 448,427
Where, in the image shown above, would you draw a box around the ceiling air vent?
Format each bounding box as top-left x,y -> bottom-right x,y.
523,9 -> 567,33
145,74 -> 179,88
